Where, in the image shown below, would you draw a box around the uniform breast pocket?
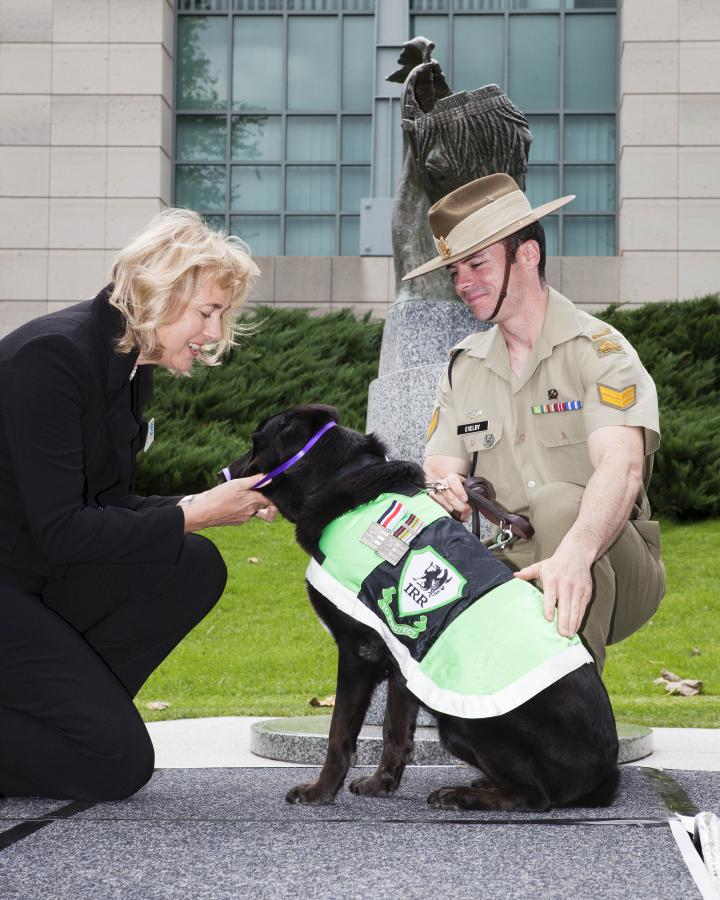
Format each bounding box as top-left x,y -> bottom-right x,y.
535,412 -> 586,449
458,418 -> 504,453
534,413 -> 592,484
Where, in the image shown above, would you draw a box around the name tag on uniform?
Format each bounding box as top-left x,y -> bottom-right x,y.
457,421 -> 488,435
144,417 -> 155,452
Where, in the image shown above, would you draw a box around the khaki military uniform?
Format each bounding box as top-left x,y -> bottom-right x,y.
425,288 -> 666,671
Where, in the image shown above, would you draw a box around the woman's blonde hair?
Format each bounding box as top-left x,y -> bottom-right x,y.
109,208 -> 260,366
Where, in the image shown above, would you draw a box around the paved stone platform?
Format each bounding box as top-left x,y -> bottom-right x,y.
0,767 -> 717,898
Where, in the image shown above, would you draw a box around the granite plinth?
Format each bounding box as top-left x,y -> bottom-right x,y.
367,299 -> 490,463
376,299 -> 488,378
367,680 -> 436,727
251,716 -> 653,767
366,298 -> 493,729
367,362 -> 445,464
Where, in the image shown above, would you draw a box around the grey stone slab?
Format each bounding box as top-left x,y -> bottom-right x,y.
58,766 -> 683,824
0,799 -> 65,820
0,768 -> 712,900
672,770 -> 720,815
0,819 -> 697,900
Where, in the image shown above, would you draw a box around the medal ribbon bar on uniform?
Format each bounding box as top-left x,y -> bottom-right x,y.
531,400 -> 583,415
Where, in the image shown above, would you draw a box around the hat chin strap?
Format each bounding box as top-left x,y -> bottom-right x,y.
485,241 -> 513,322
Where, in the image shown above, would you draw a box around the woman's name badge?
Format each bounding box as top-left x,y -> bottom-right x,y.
144,418 -> 155,452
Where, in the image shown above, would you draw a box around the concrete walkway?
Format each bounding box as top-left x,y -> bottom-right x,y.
146,717 -> 720,771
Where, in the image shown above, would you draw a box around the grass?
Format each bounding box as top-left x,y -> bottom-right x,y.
136,518 -> 337,720
136,518 -> 720,728
603,518 -> 720,727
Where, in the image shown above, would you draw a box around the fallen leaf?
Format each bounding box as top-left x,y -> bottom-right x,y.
308,695 -> 335,708
247,556 -> 261,564
654,668 -> 703,697
665,680 -> 703,697
661,668 -> 683,682
146,701 -> 170,710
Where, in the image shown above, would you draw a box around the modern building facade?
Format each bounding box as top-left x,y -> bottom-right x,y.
0,0 -> 718,334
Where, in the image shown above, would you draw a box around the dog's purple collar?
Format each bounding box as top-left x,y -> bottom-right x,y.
221,420 -> 337,489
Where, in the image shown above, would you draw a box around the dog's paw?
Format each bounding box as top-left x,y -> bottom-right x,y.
349,773 -> 396,797
285,782 -> 335,805
427,787 -> 464,810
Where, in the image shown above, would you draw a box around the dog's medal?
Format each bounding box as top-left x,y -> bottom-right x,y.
360,502 -> 426,565
360,524 -> 410,565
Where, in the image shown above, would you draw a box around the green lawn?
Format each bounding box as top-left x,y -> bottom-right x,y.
603,519 -> 719,727
136,518 -> 720,728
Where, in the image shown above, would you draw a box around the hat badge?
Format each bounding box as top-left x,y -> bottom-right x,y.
438,236 -> 452,260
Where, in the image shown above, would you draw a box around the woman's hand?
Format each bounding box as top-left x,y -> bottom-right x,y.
180,475 -> 277,532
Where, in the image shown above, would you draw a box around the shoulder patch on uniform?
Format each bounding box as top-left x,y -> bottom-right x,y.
597,383 -> 637,410
594,338 -> 625,357
427,407 -> 440,441
591,326 -> 612,341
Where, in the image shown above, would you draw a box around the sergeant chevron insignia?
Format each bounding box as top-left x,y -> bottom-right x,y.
597,383 -> 637,410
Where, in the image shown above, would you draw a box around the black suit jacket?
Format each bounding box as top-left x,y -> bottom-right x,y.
0,287 -> 185,578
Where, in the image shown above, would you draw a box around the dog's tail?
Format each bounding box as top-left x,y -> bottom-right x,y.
574,767 -> 621,808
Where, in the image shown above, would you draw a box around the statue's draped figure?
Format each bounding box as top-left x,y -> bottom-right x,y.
390,37 -> 532,300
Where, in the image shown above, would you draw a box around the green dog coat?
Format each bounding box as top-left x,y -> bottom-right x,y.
305,490 -> 593,718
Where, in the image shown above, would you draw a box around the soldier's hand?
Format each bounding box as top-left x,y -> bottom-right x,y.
513,548 -> 593,638
427,472 -> 471,522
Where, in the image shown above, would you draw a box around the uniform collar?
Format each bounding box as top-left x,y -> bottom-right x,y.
464,287 -> 584,388
542,287 -> 585,347
92,285 -> 141,390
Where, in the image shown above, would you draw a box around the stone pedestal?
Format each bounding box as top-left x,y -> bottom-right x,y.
365,298 -> 490,725
366,298 -> 490,465
250,717 -> 654,767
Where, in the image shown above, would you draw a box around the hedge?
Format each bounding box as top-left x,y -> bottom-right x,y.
135,295 -> 720,520
134,307 -> 383,496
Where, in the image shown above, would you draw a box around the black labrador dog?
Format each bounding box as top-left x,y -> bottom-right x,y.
227,404 -> 619,811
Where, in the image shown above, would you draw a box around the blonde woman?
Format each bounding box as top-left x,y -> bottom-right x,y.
0,209 -> 274,801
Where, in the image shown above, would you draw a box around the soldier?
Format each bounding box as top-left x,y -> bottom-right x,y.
405,173 -> 665,672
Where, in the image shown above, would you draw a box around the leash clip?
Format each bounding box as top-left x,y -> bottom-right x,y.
486,520 -> 514,552
425,481 -> 448,493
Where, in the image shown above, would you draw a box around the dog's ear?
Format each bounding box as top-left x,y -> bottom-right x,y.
277,405 -> 340,449
275,404 -> 335,449
288,404 -> 340,428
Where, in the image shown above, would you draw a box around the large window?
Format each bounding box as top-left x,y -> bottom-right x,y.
411,0 -> 618,256
175,0 -> 375,255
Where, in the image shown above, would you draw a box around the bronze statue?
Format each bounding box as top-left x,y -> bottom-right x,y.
391,37 -> 532,301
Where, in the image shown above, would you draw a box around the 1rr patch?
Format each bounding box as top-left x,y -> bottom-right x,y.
397,547 -> 466,617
